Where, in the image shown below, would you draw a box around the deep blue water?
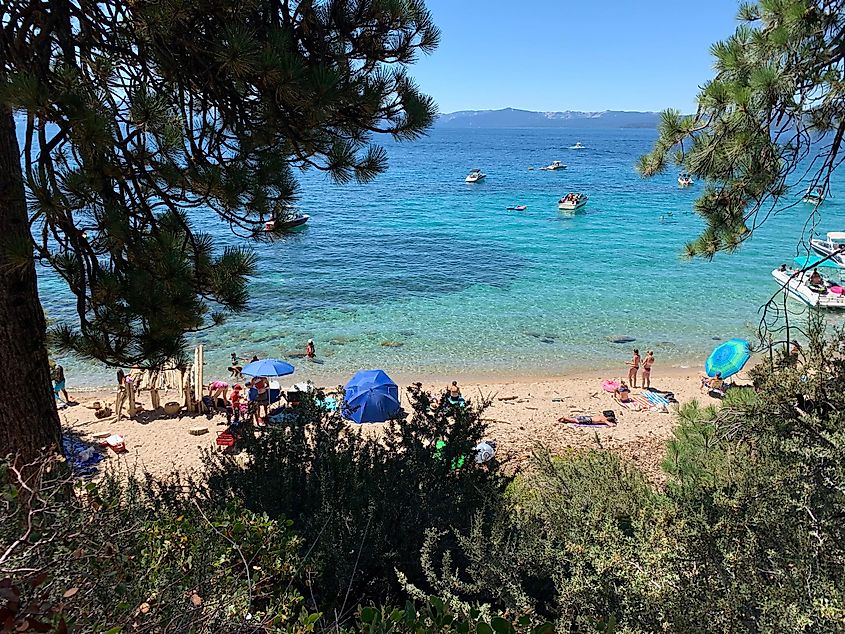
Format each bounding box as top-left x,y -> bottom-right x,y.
39,127 -> 845,386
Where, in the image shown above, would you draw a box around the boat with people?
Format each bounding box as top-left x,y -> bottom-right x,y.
678,173 -> 693,187
540,160 -> 566,171
264,214 -> 310,232
507,205 -> 527,211
771,259 -> 845,309
810,232 -> 845,267
558,192 -> 588,211
571,142 -> 585,150
465,168 -> 486,183
804,186 -> 825,205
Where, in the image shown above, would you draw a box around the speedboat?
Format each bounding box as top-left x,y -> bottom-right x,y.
507,205 -> 527,211
264,214 -> 309,232
571,142 -> 585,150
558,192 -> 588,211
810,232 -> 845,267
771,261 -> 845,309
804,186 -> 824,205
678,173 -> 693,187
540,160 -> 566,171
465,168 -> 486,183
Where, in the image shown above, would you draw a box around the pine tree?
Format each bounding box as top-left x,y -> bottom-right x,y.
638,0 -> 845,258
0,0 -> 438,461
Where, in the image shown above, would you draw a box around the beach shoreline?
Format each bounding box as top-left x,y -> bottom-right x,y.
61,362 -> 748,485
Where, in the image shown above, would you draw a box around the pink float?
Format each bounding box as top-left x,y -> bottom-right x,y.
602,379 -> 620,393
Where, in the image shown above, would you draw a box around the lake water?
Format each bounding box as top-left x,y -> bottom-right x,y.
39,127 -> 845,387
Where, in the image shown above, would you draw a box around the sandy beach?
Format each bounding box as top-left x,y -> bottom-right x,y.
60,365 -> 740,484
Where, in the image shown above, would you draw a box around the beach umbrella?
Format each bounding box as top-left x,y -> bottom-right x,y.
343,369 -> 400,423
705,339 -> 751,379
240,358 -> 295,377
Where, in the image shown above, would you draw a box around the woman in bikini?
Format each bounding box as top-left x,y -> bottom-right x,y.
614,380 -> 633,403
641,351 -> 655,389
626,349 -> 641,388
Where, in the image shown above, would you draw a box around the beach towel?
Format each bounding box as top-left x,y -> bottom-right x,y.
617,398 -> 642,411
62,435 -> 104,477
641,391 -> 671,408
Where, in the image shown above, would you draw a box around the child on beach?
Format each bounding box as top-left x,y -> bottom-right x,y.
625,349 -> 641,388
641,351 -> 655,389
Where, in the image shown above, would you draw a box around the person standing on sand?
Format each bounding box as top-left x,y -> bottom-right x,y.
641,351 -> 655,389
625,349 -> 641,388
306,339 -> 316,360
52,364 -> 70,404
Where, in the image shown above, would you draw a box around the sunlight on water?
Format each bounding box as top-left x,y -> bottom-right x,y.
39,128 -> 845,386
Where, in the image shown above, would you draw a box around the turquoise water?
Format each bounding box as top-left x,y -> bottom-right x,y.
40,128 -> 845,387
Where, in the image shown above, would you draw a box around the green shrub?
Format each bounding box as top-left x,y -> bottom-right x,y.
203,386 -> 509,616
0,460 -> 306,632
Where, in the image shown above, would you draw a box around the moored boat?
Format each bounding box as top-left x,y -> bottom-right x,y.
571,142 -> 585,150
465,168 -> 486,183
558,192 -> 588,211
804,186 -> 825,205
810,232 -> 845,267
771,261 -> 845,309
507,205 -> 527,211
540,160 -> 566,171
265,214 -> 310,232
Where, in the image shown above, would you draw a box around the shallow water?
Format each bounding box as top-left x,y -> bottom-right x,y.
39,128 -> 845,387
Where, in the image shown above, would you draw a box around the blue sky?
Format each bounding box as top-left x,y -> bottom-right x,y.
411,0 -> 742,114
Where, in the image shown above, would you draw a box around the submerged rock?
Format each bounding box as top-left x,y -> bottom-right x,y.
607,336 -> 636,344
539,338 -> 555,344
381,340 -> 403,348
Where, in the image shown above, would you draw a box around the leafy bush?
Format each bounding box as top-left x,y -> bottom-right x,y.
419,448 -> 670,631
0,460 -> 306,632
203,386 -> 509,616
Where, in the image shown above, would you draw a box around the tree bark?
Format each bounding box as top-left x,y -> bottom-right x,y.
0,108 -> 61,463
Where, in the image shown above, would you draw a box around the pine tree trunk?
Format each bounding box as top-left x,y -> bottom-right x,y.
0,108 -> 61,463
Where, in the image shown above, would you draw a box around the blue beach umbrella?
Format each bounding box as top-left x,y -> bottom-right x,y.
241,358 -> 295,377
343,369 -> 400,424
705,339 -> 751,379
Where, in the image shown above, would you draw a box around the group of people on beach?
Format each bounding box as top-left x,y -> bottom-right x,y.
624,349 -> 655,389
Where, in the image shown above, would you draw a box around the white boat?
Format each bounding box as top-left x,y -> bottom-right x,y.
678,173 -> 693,187
571,142 -> 585,150
810,232 -> 845,267
558,192 -> 588,211
264,213 -> 310,232
465,168 -> 486,183
771,264 -> 845,309
804,186 -> 824,205
540,160 -> 566,171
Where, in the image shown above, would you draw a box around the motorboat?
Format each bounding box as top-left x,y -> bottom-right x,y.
678,173 -> 693,187
540,160 -> 566,171
465,168 -> 486,183
558,192 -> 588,211
507,205 -> 527,211
804,186 -> 825,205
264,214 -> 309,232
771,261 -> 845,309
810,232 -> 845,267
571,142 -> 585,150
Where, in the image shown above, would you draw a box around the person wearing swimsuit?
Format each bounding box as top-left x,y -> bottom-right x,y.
641,351 -> 655,389
626,349 -> 641,388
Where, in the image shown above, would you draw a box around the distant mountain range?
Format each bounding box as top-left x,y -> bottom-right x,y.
436,108 -> 662,129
